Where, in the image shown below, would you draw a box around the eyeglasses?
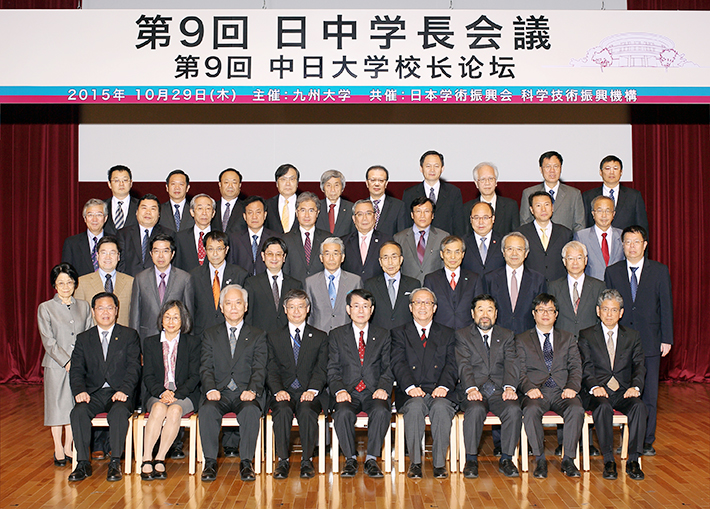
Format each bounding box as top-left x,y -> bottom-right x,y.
471,215 -> 492,221
354,211 -> 374,218
504,246 -> 525,253
95,306 -> 117,312
623,240 -> 644,246
534,308 -> 557,315
206,247 -> 226,253
85,213 -> 105,219
411,300 -> 434,307
285,303 -> 308,311
380,254 -> 400,262
476,177 -> 496,184
564,255 -> 585,262
110,178 -> 131,184
542,164 -> 561,171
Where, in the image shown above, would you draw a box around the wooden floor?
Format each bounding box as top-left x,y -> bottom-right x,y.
1,382 -> 709,509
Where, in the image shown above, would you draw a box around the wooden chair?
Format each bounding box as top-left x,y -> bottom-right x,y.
196,412 -> 263,473
72,412 -> 133,474
456,412 -> 519,468
395,413 -> 458,473
264,412 -> 326,474
133,411 -> 197,474
331,411 -> 393,474
582,410 -> 641,471
520,411 -> 582,472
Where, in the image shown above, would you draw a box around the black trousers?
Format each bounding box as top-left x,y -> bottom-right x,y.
587,388 -> 647,462
332,390 -> 391,458
521,388 -> 584,458
461,392 -> 522,457
271,390 -> 322,461
198,390 -> 262,461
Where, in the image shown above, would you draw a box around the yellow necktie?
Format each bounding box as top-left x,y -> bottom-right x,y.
281,199 -> 290,232
212,270 -> 220,310
540,228 -> 549,250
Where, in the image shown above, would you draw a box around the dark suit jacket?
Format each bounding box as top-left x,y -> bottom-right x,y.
227,228 -> 280,276
424,269 -> 483,331
244,272 -> 303,332
482,266 -> 547,335
403,180 -> 466,237
190,263 -> 248,335
604,259 -> 673,357
364,273 -> 420,331
373,196 -> 408,238
578,324 -> 646,396
104,196 -> 139,236
328,323 -> 394,395
200,322 -> 268,399
461,231 -> 506,277
265,195 -> 300,235
69,324 -> 141,398
211,198 -> 246,234
117,223 -> 175,277
174,228 -> 208,272
582,185 -> 649,233
282,228 -> 329,283
61,232 -> 98,277
516,327 -> 582,395
160,200 -> 194,232
464,196 -> 520,236
548,275 -> 606,339
341,230 -> 392,281
517,222 -> 573,284
142,332 -> 202,409
390,322 -> 458,410
455,324 -> 518,395
316,198 -> 355,237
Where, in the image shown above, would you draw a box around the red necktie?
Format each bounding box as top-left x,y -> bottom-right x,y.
355,331 -> 366,392
328,204 -> 336,233
304,232 -> 312,266
420,328 -> 427,349
417,230 -> 426,264
601,232 -> 610,266
450,272 -> 457,290
198,231 -> 206,265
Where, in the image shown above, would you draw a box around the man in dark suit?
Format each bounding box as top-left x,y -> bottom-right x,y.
228,196 -> 280,276
582,155 -> 649,233
316,170 -> 355,237
364,241 -> 420,331
265,164 -> 300,235
462,202 -> 506,277
456,294 -> 521,478
402,150 -> 465,236
578,289 -> 647,481
282,192 -> 329,282
159,169 -> 194,233
62,198 -> 109,277
424,235 -> 482,330
174,193 -> 216,272
604,225 -> 672,456
103,165 -> 138,236
244,237 -> 302,333
117,194 -> 175,277
365,165 -> 407,238
464,162 -> 519,236
210,168 -> 246,234
574,196 -> 624,280
68,292 -> 141,482
391,288 -> 458,479
198,285 -> 267,482
482,232 -> 546,335
341,200 -> 391,281
329,289 -> 393,478
517,293 -> 584,479
267,289 -> 329,479
517,191 -> 573,284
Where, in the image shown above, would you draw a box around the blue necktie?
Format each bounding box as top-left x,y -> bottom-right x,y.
543,333 -> 557,388
251,235 -> 259,273
91,237 -> 99,271
609,188 -> 615,204
630,267 -> 639,302
291,328 -> 302,389
174,204 -> 181,230
115,201 -> 125,230
548,189 -> 555,204
428,186 -> 436,204
328,275 -> 336,308
141,229 -> 149,263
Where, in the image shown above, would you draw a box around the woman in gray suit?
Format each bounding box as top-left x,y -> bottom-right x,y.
37,263 -> 93,466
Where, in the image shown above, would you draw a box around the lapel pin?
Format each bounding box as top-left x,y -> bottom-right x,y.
226,279 -> 232,285
114,337 -> 119,341
308,333 -> 313,337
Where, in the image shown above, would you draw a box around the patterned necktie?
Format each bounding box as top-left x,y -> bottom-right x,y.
328,203 -> 336,233
360,235 -> 368,264
222,201 -> 231,230
212,270 -> 220,309
272,275 -> 280,309
104,273 -> 113,293
328,275 -> 336,308
355,330 -> 367,392
197,231 -> 206,265
417,230 -> 426,264
428,186 -> 436,204
227,327 -> 238,390
548,189 -> 555,204
420,328 -> 427,349
601,232 -> 610,266
304,232 -> 312,266
91,237 -> 99,271
479,237 -> 488,263
387,278 -> 396,308
141,229 -> 149,263
281,199 -> 290,232
373,199 -> 381,228
115,201 -> 125,230
158,273 -> 166,303
101,330 -> 109,360
630,267 -> 639,302
251,234 -> 259,268
450,272 -> 457,290
510,269 -> 519,311
609,188 -> 615,205
174,204 -> 181,231
606,330 -> 620,391
543,333 -> 557,388
573,281 -> 580,314
540,228 -> 549,250
291,329 -> 302,389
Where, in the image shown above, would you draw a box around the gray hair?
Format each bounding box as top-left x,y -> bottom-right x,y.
82,198 -> 108,217
597,288 -> 624,309
219,284 -> 248,307
296,191 -> 321,212
320,236 -> 345,255
352,199 -> 374,215
409,287 -> 438,306
591,194 -> 615,212
320,169 -> 346,190
472,162 -> 500,181
561,240 -> 588,259
501,231 -> 529,254
440,235 -> 466,253
189,193 -> 216,212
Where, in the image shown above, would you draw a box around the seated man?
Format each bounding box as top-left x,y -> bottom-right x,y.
68,292 -> 141,482
328,289 -> 393,478
198,285 -> 267,482
267,289 -> 329,479
578,289 -> 646,481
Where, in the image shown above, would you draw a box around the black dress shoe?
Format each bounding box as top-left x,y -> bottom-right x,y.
554,445 -> 563,456
433,466 -> 448,479
493,446 -> 502,457
152,459 -> 167,480
300,459 -> 315,479
407,463 -> 422,479
54,454 -> 67,467
643,443 -> 656,456
169,448 -> 186,460
364,459 -> 384,478
589,445 -> 601,457
106,459 -> 122,482
223,447 -> 239,458
499,458 -> 519,477
463,460 -> 478,479
341,458 -> 358,477
68,460 -> 92,481
533,458 -> 548,479
140,461 -> 154,481
561,458 -> 581,478
201,460 -> 218,482
625,460 -> 645,480
274,459 -> 290,479
602,461 -> 618,480
241,459 -> 256,481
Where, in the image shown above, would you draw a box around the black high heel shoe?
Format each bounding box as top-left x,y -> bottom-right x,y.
140,460 -> 154,481
152,459 -> 167,480
54,454 -> 67,467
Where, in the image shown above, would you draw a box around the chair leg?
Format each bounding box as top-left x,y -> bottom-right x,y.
331,420 -> 340,474
188,416 -> 196,475
621,423 -> 630,460
449,416 -> 458,472
125,417 -> 133,474
254,417 -> 262,474
135,415 -> 145,474
318,414 -> 326,474
396,414 -> 405,473
265,414 -> 273,474
383,420 -> 392,473
582,415 -> 591,471
520,425 -> 529,472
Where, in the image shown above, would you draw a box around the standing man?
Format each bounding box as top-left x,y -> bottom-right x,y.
578,289 -> 647,481
174,193 -> 215,272
364,165 -> 407,238
282,192 -> 329,282
464,162 -> 519,236
104,165 -> 138,236
402,150 -> 465,236
574,195 -> 624,280
520,151 -> 585,232
394,197 -> 448,284
423,236 -> 482,331
68,292 -> 141,482
341,200 -> 392,281
211,168 -> 246,234
159,169 -> 194,233
328,289 -> 393,478
304,237 -> 363,333
582,155 -> 649,233
62,198 -> 109,277
228,196 -> 279,276
456,294 -> 521,478
462,202 -> 506,277
517,293 -> 584,478
604,225 -> 672,456
198,285 -> 267,482
266,164 -> 300,235
267,289 -> 329,479
391,288 -> 458,479
316,170 -> 354,237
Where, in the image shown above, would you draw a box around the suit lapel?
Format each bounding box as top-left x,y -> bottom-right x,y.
470,327 -> 490,368
231,324 -> 251,367
530,329 -> 546,366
